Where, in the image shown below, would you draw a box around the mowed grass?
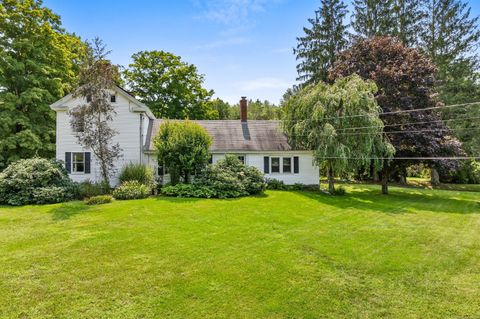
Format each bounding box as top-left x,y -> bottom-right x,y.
0,185 -> 479,318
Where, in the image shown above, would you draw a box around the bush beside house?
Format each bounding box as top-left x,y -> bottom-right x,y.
113,181 -> 150,200
0,158 -> 77,206
161,155 -> 266,198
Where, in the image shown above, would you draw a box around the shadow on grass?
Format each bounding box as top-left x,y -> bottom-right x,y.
49,202 -> 91,221
297,187 -> 480,215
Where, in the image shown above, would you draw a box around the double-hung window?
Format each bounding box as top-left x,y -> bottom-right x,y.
271,157 -> 280,173
72,152 -> 85,173
283,157 -> 292,173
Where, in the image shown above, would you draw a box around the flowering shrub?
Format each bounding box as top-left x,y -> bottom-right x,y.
113,181 -> 150,200
0,158 -> 77,206
162,155 -> 266,199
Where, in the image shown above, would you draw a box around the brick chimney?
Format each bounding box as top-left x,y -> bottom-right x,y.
240,97 -> 247,122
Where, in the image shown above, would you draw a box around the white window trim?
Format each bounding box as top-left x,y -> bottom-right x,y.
269,156 -> 295,175
72,152 -> 85,174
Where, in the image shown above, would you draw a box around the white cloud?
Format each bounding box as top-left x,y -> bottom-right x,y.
195,36 -> 251,50
194,0 -> 282,24
238,77 -> 290,91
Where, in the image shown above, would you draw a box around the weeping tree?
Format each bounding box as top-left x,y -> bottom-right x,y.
69,38 -> 122,187
282,75 -> 395,193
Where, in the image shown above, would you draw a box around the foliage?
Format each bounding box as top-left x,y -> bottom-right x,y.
227,99 -> 283,120
206,98 -> 231,120
283,74 -> 394,194
329,36 -> 463,194
0,0 -> 88,169
161,184 -> 216,198
351,0 -> 396,38
294,0 -> 349,85
440,160 -> 480,184
119,163 -> 155,189
161,156 -> 266,199
266,178 -> 287,190
0,158 -> 76,206
123,50 -> 215,119
113,181 -> 150,200
85,195 -> 113,205
70,38 -> 122,186
265,179 -> 305,191
78,180 -> 110,199
154,121 -> 212,184
194,155 -> 266,198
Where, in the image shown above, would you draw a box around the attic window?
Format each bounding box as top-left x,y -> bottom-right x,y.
110,95 -> 116,103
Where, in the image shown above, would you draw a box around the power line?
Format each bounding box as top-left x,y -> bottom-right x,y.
279,101 -> 480,122
297,157 -> 480,160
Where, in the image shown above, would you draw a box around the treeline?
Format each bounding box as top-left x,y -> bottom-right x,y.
292,0 -> 480,185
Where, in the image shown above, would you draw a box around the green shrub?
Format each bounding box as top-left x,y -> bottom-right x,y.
444,160 -> 480,184
119,163 -> 155,189
266,178 -> 286,190
161,184 -> 216,198
161,156 -> 266,199
194,155 -> 266,198
113,181 -> 150,200
85,195 -> 113,205
0,158 -> 77,206
78,180 -> 110,198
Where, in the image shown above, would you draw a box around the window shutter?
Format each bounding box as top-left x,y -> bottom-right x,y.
84,152 -> 91,174
294,156 -> 299,174
264,156 -> 269,174
65,152 -> 71,173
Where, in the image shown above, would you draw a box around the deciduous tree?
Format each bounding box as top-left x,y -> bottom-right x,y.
154,121 -> 212,184
70,38 -> 122,187
282,75 -> 394,193
329,37 -> 463,194
0,0 -> 87,169
123,51 -> 215,119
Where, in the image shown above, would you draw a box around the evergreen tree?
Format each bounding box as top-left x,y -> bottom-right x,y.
294,0 -> 349,85
0,0 -> 87,169
391,0 -> 425,46
352,0 -> 395,39
421,0 -> 480,158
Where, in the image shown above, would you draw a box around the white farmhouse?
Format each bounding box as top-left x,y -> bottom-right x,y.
50,86 -> 319,185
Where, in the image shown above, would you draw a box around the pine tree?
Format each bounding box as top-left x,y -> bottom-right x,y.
391,0 -> 425,46
294,0 -> 349,85
352,0 -> 395,39
421,0 -> 480,68
420,0 -> 480,158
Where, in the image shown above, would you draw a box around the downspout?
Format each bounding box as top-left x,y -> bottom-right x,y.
139,113 -> 144,164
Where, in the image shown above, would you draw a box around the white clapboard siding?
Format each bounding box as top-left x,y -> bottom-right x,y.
54,90 -> 150,185
212,152 -> 319,185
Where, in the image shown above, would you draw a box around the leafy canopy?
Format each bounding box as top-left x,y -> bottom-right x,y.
154,121 -> 212,184
0,0 -> 87,169
123,50 -> 215,120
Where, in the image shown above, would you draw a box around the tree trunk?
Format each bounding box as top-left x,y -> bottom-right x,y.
328,165 -> 335,194
381,168 -> 389,195
373,170 -> 380,182
431,168 -> 440,186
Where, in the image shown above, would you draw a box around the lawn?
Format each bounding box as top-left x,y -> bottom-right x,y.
0,185 -> 479,318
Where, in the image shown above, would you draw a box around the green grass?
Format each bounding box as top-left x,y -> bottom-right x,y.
407,177 -> 480,192
1,185 -> 479,318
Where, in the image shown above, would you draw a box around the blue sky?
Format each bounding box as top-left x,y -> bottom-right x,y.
44,0 -> 480,105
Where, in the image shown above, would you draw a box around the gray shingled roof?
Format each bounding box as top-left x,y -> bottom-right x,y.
146,120 -> 292,152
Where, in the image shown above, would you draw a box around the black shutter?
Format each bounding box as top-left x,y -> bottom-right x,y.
294,156 -> 299,174
65,152 -> 71,173
84,152 -> 91,174
264,156 -> 269,173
